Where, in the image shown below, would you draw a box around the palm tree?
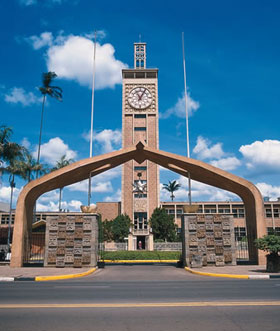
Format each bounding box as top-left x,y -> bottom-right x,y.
0,126 -> 23,185
2,160 -> 27,247
18,150 -> 48,183
0,126 -> 25,248
51,155 -> 74,211
162,180 -> 181,201
37,72 -> 62,178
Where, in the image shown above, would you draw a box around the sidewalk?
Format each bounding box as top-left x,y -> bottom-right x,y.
0,265 -> 94,278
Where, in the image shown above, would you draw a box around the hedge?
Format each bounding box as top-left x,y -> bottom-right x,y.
102,250 -> 181,261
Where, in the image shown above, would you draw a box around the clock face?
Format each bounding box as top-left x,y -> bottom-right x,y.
128,87 -> 152,109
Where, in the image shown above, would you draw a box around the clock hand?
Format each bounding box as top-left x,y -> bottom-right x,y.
139,89 -> 146,100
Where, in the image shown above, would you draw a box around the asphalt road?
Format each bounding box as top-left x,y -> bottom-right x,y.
1,264 -> 280,330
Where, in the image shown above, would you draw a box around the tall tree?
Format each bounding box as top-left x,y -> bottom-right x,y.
149,207 -> 177,242
112,214 -> 132,243
1,160 -> 27,247
162,180 -> 181,201
0,126 -> 23,184
37,72 -> 62,178
51,154 -> 74,211
18,150 -> 48,183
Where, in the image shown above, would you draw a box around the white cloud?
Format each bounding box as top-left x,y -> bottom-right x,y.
33,137 -> 77,166
4,87 -> 41,107
239,140 -> 280,171
46,34 -> 127,89
256,183 -> 280,201
210,157 -> 241,171
160,176 -> 239,202
83,129 -> 122,153
193,136 -> 225,160
26,32 -> 53,50
0,186 -> 22,206
160,91 -> 200,119
104,189 -> 121,202
67,167 -> 121,193
36,190 -> 82,211
21,137 -> 31,149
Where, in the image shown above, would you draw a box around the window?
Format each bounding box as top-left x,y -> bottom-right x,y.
134,193 -> 147,198
134,212 -> 148,230
273,208 -> 280,218
234,227 -> 247,240
134,166 -> 147,171
134,127 -> 146,131
135,72 -> 145,78
146,72 -> 157,78
232,208 -> 245,218
124,72 -> 134,78
265,208 -> 272,218
267,227 -> 280,235
134,114 -> 146,118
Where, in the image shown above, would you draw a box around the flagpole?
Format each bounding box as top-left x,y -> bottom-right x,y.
88,31 -> 97,206
182,32 -> 192,205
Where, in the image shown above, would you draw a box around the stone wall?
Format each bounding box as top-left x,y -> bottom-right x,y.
183,214 -> 236,268
44,214 -> 98,267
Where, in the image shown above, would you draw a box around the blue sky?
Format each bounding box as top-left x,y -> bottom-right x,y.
1,0 -> 280,212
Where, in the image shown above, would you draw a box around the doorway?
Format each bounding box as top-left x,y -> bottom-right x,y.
137,236 -> 146,250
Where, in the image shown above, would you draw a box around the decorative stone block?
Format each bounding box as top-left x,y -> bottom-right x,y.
222,221 -> 231,231
189,235 -> 198,247
83,221 -> 92,231
215,256 -> 225,266
205,221 -> 214,231
197,229 -> 206,238
214,230 -> 222,239
74,247 -> 83,255
56,256 -> 65,267
215,244 -> 224,255
207,252 -> 216,263
48,237 -> 57,247
74,257 -> 82,267
57,231 -> 66,239
224,251 -> 233,263
65,239 -> 74,247
188,222 -> 197,231
197,215 -> 205,223
214,215 -> 222,223
74,228 -> 83,239
82,235 -> 91,247
65,254 -> 74,264
49,221 -> 58,232
57,239 -> 65,247
66,221 -> 75,231
223,237 -> 232,246
206,236 -> 215,246
47,251 -> 56,264
56,247 -> 65,255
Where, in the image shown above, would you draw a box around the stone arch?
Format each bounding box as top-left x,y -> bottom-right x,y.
11,142 -> 266,267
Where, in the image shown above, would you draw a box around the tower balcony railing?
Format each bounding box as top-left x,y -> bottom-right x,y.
132,228 -> 150,236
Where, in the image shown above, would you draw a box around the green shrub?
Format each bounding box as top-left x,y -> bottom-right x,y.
255,235 -> 280,255
103,250 -> 181,260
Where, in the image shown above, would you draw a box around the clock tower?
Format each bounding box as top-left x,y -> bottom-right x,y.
121,42 -> 159,250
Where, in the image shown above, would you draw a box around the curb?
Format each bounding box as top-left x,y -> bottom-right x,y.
0,268 -> 97,282
103,259 -> 179,263
185,267 -> 280,279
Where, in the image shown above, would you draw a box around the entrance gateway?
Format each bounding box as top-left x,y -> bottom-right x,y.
10,41 -> 267,267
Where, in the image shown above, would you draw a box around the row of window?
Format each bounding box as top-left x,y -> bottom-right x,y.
123,72 -> 157,79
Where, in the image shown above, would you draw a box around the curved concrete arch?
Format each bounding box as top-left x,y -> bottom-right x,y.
11,142 -> 266,267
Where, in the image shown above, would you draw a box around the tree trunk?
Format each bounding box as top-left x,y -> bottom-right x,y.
7,177 -> 14,248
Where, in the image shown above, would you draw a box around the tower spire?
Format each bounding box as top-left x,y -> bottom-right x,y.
134,41 -> 146,69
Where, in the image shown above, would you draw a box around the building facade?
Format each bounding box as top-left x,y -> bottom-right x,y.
121,42 -> 160,250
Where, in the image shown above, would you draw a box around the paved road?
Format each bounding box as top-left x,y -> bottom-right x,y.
1,265 -> 280,330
